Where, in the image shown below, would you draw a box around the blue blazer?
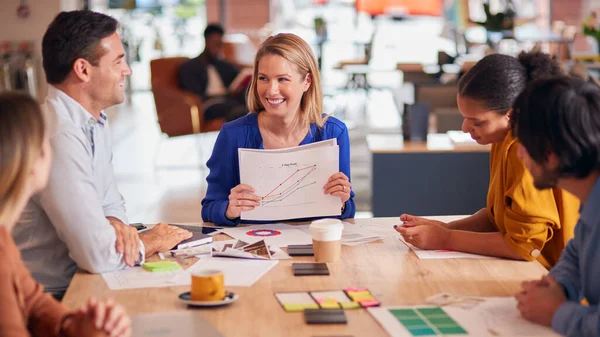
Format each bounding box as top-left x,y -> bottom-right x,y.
201,113 -> 356,226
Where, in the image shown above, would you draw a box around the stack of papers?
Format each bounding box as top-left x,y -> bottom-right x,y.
341,224 -> 386,246
219,223 -> 312,248
169,243 -> 213,259
212,239 -> 290,260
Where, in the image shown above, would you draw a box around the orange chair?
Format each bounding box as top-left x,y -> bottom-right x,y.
149,57 -> 224,138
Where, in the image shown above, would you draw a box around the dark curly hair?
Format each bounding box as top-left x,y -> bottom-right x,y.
42,10 -> 118,85
458,51 -> 563,114
513,77 -> 600,178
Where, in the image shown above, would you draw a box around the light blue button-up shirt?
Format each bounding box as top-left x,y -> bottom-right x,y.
12,86 -> 143,296
550,177 -> 600,337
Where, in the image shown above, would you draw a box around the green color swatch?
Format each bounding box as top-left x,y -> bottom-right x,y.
389,307 -> 468,336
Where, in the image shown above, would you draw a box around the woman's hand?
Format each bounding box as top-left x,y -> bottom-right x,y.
399,214 -> 447,227
77,297 -> 131,337
324,172 -> 352,204
395,214 -> 450,250
226,184 -> 260,219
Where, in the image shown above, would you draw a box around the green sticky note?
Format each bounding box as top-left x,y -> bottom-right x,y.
142,261 -> 181,272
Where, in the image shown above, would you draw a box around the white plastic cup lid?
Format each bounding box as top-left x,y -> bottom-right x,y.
310,219 -> 343,241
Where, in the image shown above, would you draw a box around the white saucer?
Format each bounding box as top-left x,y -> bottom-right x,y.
178,291 -> 238,307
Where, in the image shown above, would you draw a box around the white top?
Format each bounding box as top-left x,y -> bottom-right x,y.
12,86 -> 144,296
205,65 -> 227,97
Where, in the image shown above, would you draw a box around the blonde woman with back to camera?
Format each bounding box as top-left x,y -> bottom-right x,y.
201,33 -> 356,226
0,93 -> 131,337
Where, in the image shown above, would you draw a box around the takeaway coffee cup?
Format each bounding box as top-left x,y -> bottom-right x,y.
191,270 -> 225,301
309,219 -> 343,263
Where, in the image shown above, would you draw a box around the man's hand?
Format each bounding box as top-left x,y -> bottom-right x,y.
107,217 -> 140,267
139,223 -> 192,257
516,275 -> 566,327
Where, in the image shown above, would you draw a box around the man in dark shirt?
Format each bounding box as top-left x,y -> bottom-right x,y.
178,23 -> 247,121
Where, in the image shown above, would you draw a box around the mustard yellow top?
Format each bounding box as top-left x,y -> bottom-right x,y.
487,132 -> 580,269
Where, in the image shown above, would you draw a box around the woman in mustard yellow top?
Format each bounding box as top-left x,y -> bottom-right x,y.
395,51 -> 579,268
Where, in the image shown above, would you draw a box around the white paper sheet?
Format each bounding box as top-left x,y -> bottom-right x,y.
368,298 -> 561,337
297,222 -> 387,246
401,238 -> 497,260
171,257 -> 278,287
396,216 -> 497,259
219,223 -> 312,248
239,139 -> 340,221
341,222 -> 386,246
102,255 -> 278,290
102,266 -> 185,290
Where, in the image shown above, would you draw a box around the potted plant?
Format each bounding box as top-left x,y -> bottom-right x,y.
472,0 -> 516,50
314,17 -> 327,43
583,10 -> 600,54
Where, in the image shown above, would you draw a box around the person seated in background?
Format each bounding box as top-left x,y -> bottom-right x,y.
201,33 -> 356,226
178,23 -> 249,122
513,77 -> 600,337
0,92 -> 131,337
13,10 -> 192,300
395,51 -> 580,269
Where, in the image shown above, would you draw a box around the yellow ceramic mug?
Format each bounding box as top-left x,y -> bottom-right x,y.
191,270 -> 225,301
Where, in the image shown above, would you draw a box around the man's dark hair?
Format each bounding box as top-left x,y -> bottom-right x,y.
513,76 -> 600,178
458,51 -> 562,113
42,10 -> 118,84
204,23 -> 224,39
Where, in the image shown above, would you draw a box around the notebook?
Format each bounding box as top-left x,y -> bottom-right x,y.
132,311 -> 223,337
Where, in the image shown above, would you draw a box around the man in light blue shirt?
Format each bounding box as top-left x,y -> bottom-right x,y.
12,11 -> 191,299
513,77 -> 600,337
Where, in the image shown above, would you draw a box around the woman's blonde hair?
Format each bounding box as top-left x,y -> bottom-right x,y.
247,33 -> 327,128
0,93 -> 47,226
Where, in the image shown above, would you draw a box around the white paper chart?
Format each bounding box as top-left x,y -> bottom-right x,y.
239,139 -> 340,221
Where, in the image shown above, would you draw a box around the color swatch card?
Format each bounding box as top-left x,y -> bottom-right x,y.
275,292 -> 320,312
345,287 -> 381,308
311,290 -> 360,309
368,298 -> 562,337
275,288 -> 380,312
388,307 -> 467,336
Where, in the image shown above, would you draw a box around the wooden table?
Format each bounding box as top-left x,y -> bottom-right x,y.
62,217 -> 547,337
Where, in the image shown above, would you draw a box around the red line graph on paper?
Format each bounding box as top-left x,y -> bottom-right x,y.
261,165 -> 317,206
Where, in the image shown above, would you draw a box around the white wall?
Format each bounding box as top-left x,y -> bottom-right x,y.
0,0 -> 78,98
